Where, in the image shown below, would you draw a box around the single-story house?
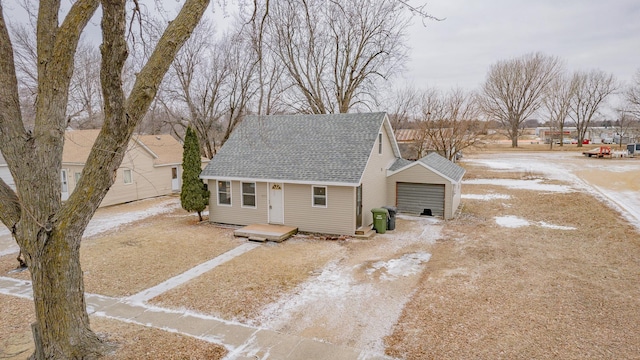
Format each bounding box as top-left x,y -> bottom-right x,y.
200,112 -> 465,236
62,130 -> 199,206
0,129 -> 205,207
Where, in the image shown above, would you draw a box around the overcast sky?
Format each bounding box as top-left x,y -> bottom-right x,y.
400,0 -> 640,92
3,0 -> 639,108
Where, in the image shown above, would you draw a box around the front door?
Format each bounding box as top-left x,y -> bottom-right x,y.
61,169 -> 69,201
269,183 -> 284,224
171,166 -> 180,191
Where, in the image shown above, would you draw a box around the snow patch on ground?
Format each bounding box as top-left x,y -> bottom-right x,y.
367,252 -> 432,280
464,178 -> 574,193
495,215 -> 530,228
495,216 -> 576,230
462,193 -> 511,200
257,247 -> 433,354
83,198 -> 179,238
538,222 -> 577,230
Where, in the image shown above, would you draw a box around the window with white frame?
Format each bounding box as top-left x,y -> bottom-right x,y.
378,133 -> 383,154
217,181 -> 231,205
74,172 -> 81,185
123,169 -> 133,184
242,182 -> 256,207
312,186 -> 327,207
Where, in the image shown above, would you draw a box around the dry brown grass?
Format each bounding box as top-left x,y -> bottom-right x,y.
80,212 -> 243,297
385,160 -> 640,359
0,294 -> 227,360
150,237 -> 344,322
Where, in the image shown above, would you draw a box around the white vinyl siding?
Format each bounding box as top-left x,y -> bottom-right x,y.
312,186 -> 327,207
360,124 -> 396,226
284,184 -> 355,235
208,180 -> 268,225
242,182 -> 257,208
217,180 -> 231,206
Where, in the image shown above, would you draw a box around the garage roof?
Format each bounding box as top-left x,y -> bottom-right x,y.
389,152 -> 465,183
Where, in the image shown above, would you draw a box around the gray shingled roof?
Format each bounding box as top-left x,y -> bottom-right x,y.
201,113 -> 389,184
417,152 -> 466,182
389,158 -> 412,171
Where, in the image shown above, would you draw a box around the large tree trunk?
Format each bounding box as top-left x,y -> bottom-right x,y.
0,1 -> 210,358
28,229 -> 111,359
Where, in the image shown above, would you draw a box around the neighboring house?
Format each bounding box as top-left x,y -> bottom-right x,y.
0,152 -> 15,190
200,112 -> 465,236
62,129 -> 195,207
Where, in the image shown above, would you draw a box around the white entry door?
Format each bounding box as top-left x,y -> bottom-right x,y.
61,169 -> 69,201
269,183 -> 284,224
171,166 -> 180,191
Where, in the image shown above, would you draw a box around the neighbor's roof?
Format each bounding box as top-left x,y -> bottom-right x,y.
62,129 -> 101,164
417,152 -> 465,182
395,128 -> 421,142
135,134 -> 185,166
201,112 -> 397,185
63,129 -> 186,166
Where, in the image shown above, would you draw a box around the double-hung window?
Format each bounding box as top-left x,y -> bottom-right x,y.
217,181 -> 231,205
312,186 -> 327,207
242,182 -> 256,207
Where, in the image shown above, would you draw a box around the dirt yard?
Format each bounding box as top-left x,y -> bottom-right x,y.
385,153 -> 640,359
2,150 -> 640,359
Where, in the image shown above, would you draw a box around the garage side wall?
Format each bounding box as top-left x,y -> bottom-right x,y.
387,165 -> 456,219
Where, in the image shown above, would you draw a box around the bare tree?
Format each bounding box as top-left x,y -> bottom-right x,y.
68,42 -> 104,129
384,86 -> 421,131
626,69 -> 640,120
480,52 -> 563,147
570,69 -> 618,147
415,88 -> 485,161
267,0 -> 411,113
543,73 -> 574,148
243,2 -> 287,115
0,1 -> 209,358
161,19 -> 229,158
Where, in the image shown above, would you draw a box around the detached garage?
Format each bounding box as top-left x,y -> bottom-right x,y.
386,153 -> 465,220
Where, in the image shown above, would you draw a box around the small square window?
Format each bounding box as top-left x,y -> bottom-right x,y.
242,182 -> 256,207
218,181 -> 231,205
312,186 -> 327,207
123,169 -> 133,184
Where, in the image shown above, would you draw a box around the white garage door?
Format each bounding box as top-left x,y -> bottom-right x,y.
397,182 -> 445,216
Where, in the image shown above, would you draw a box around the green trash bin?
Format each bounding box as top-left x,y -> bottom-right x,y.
371,208 -> 389,234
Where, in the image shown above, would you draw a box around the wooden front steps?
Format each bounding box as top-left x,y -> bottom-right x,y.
354,225 -> 375,239
234,224 -> 298,243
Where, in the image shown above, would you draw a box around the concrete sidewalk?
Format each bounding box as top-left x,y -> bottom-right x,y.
0,277 -> 390,359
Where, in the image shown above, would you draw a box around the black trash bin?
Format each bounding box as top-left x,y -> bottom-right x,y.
382,206 -> 398,231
